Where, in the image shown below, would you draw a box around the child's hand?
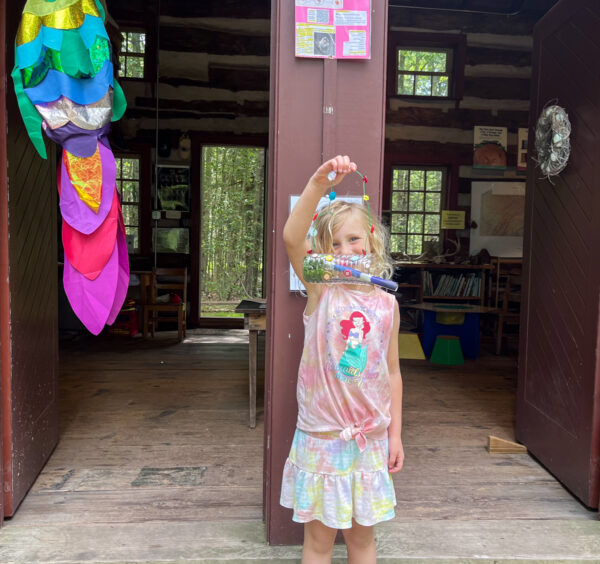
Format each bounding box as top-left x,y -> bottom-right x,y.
312,155 -> 357,192
388,434 -> 404,473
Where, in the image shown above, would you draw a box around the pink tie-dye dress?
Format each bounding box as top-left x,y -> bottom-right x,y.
280,284 -> 397,529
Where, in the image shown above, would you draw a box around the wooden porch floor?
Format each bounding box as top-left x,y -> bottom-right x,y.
0,329 -> 597,562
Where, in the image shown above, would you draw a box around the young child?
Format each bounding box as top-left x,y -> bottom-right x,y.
280,155 -> 404,564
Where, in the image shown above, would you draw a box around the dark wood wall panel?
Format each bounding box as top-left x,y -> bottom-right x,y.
0,0 -> 7,527
3,3 -> 59,516
517,0 -> 600,507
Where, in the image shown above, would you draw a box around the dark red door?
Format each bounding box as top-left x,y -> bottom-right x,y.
517,0 -> 600,508
1,1 -> 59,518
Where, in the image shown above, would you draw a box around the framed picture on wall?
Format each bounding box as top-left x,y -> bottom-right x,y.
156,165 -> 190,212
470,181 -> 525,257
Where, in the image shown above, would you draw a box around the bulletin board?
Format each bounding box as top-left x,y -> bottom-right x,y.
295,0 -> 371,59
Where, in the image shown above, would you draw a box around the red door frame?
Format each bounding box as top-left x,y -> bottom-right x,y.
0,0 -> 8,526
264,0 -> 389,545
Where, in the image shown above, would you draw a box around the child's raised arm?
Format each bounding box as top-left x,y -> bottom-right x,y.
283,155 -> 356,291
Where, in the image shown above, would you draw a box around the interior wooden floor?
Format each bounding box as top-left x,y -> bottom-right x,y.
6,329 -> 595,532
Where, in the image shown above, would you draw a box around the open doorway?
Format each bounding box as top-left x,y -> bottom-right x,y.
199,145 -> 266,319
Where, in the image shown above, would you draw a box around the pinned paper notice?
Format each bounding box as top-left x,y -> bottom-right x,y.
295,0 -> 371,59
441,210 -> 466,230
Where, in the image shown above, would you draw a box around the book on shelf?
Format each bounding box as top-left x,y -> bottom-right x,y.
425,272 -> 481,297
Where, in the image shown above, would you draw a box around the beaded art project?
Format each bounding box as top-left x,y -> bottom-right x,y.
303,169 -> 398,292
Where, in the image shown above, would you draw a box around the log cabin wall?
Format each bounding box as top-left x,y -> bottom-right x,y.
384,0 -> 558,255
104,0 -> 559,306
106,0 -> 270,324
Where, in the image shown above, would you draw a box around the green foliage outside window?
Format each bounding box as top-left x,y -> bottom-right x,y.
390,167 -> 444,256
201,146 -> 265,317
119,32 -> 146,79
397,48 -> 450,97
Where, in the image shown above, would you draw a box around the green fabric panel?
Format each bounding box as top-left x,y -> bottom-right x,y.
23,0 -> 81,16
20,35 -> 110,87
111,80 -> 127,122
11,58 -> 47,159
94,0 -> 106,22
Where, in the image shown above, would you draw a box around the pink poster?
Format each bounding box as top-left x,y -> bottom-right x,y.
295,0 -> 371,60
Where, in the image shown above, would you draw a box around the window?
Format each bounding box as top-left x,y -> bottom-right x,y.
116,156 -> 141,253
388,32 -> 465,100
397,48 -> 452,97
119,31 -> 146,79
390,167 -> 445,256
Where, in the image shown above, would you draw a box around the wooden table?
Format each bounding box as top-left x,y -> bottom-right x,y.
235,299 -> 267,428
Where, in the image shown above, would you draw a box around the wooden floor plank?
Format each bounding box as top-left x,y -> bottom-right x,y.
6,329 -> 594,533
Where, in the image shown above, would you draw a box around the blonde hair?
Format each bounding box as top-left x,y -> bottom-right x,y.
311,200 -> 394,279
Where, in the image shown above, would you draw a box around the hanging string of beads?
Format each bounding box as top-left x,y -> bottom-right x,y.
308,168 -> 373,253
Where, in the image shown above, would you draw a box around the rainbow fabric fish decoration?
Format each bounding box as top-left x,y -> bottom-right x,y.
12,0 -> 129,335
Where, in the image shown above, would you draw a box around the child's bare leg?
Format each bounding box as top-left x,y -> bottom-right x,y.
302,520 -> 337,564
342,519 -> 376,564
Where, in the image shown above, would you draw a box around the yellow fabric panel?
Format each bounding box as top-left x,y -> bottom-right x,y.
17,0 -> 101,45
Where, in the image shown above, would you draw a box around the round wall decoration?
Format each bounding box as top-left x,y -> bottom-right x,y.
534,104 -> 571,179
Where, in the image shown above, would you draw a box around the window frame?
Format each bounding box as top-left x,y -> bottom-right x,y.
388,31 -> 466,101
118,29 -> 147,81
389,165 -> 448,257
115,154 -> 142,254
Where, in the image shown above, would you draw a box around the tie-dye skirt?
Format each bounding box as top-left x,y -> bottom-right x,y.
280,428 -> 396,529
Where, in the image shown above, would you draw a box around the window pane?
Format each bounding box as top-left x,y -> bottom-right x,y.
415,75 -> 432,96
397,73 -> 414,95
126,57 -> 144,78
122,158 -> 139,180
122,181 -> 139,203
118,55 -> 126,76
391,214 -> 407,233
431,52 -> 447,72
409,192 -> 424,212
432,75 -> 449,97
426,170 -> 442,191
122,204 -> 139,226
398,49 -> 416,71
127,33 -> 146,54
409,170 -> 424,191
392,169 -> 409,191
408,214 -> 423,233
425,192 -> 441,212
154,228 -> 189,253
407,235 -> 422,255
390,234 -> 406,253
125,227 -> 139,251
424,214 -> 440,235
392,191 -> 408,211
399,49 -> 446,73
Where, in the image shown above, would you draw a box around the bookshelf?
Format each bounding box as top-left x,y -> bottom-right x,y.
394,263 -> 493,306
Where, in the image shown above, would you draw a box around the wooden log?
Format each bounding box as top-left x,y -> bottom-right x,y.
159,26 -> 270,56
386,106 -> 529,129
488,435 -> 528,454
389,7 -> 546,35
467,46 -> 532,67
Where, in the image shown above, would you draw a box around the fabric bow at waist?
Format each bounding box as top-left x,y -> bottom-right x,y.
340,423 -> 375,452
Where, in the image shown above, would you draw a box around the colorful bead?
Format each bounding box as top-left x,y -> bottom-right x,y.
313,213 -> 318,221
363,176 -> 368,183
370,225 -> 375,233
329,191 -> 336,201
363,195 -> 369,201
307,249 -> 313,254
325,255 -> 333,261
